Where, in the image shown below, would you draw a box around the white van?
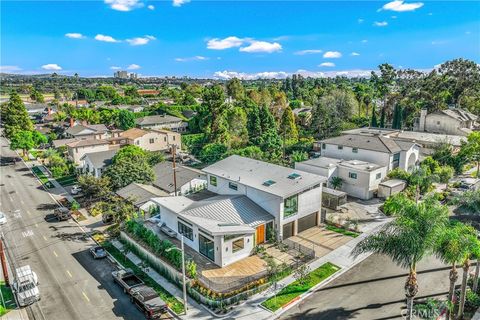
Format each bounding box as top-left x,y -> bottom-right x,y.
13,265 -> 40,306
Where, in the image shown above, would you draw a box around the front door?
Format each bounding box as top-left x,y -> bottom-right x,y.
256,224 -> 265,245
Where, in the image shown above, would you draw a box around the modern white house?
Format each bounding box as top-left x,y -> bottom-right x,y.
135,115 -> 188,132
415,108 -> 478,136
80,149 -> 118,177
143,155 -> 326,267
295,157 -> 388,200
316,134 -> 420,173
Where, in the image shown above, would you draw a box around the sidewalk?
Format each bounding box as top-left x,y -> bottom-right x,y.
111,217 -> 390,320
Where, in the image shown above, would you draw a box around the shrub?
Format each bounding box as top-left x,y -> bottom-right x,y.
387,168 -> 410,181
70,200 -> 80,211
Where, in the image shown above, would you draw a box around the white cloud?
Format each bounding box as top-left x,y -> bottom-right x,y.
175,56 -> 208,62
380,0 -> 424,12
173,0 -> 190,7
239,40 -> 282,53
126,35 -> 156,46
110,66 -> 122,70
294,49 -> 322,55
207,36 -> 245,50
391,15 -> 397,19
213,69 -> 373,80
95,34 -> 120,43
0,65 -> 22,73
361,39 -> 368,43
127,64 -> 141,70
213,70 -> 289,80
41,64 -> 62,71
104,0 -> 143,11
319,62 -> 335,67
374,21 -> 388,27
351,52 -> 360,56
65,33 -> 85,39
358,18 -> 364,23
323,51 -> 342,58
147,4 -> 155,10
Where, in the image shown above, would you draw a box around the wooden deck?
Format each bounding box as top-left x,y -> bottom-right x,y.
289,226 -> 353,257
201,255 -> 266,279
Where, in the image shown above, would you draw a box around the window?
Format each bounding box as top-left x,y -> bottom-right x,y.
352,148 -> 358,153
284,194 -> 298,218
199,234 -> 215,261
229,182 -> 238,191
164,137 -> 167,142
149,138 -> 154,144
322,143 -> 326,150
376,172 -> 382,179
178,220 -> 193,241
224,234 -> 245,241
209,176 -> 217,187
173,136 -> 176,141
232,238 -> 244,253
349,172 -> 358,179
338,145 -> 343,150
392,153 -> 400,169
135,140 -> 140,145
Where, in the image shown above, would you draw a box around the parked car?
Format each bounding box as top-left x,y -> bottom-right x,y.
89,246 -> 107,259
0,212 -> 7,225
129,285 -> 167,319
13,265 -> 40,307
112,269 -> 144,294
53,207 -> 72,221
70,185 -> 82,195
147,214 -> 161,224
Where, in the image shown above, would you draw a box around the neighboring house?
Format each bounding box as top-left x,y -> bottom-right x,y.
116,183 -> 168,208
25,103 -> 47,117
114,105 -> 145,113
415,108 -> 478,136
66,139 -> 112,165
135,115 -> 188,132
146,192 -> 275,267
152,162 -> 207,195
80,149 -> 118,178
315,134 -> 420,172
295,157 -> 387,200
120,128 -> 181,152
65,124 -> 109,140
292,107 -> 313,126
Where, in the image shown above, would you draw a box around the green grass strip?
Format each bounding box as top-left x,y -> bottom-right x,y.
102,241 -> 185,314
0,281 -> 16,316
325,225 -> 360,238
56,175 -> 77,186
261,262 -> 340,312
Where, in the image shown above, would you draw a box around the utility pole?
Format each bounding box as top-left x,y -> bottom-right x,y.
172,144 -> 177,196
0,237 -> 9,287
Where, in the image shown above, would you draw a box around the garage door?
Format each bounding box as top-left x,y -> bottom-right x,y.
298,213 -> 317,233
282,222 -> 294,239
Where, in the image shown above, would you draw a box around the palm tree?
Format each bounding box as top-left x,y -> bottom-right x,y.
352,197 -> 448,320
457,233 -> 480,319
435,221 -> 476,320
330,177 -> 343,190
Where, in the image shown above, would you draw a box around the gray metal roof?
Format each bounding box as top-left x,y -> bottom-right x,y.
153,162 -> 205,193
116,183 -> 168,207
202,155 -> 325,198
80,149 -> 118,169
66,124 -> 108,136
321,134 -> 402,154
135,115 -> 183,126
437,109 -> 478,122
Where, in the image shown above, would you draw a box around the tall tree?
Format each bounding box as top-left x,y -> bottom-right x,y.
353,196 -> 448,320
1,92 -> 34,138
457,232 -> 480,320
279,106 -> 299,142
116,109 -> 136,130
226,78 -> 245,101
247,105 -> 262,145
10,130 -> 35,156
371,109 -> 378,128
104,157 -> 155,190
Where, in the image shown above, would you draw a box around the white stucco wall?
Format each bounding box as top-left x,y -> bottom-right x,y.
425,114 -> 466,136
321,144 -> 391,168
68,144 -> 110,165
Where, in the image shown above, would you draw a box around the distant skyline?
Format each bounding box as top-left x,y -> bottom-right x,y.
1,0 -> 479,79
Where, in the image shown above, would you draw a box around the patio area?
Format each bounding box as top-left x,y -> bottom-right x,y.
327,198 -> 385,232
288,226 -> 354,258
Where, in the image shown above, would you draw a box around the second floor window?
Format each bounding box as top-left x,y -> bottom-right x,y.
210,176 -> 217,187
322,143 -> 326,150
338,145 -> 343,150
376,172 -> 382,179
392,153 -> 400,169
352,148 -> 358,153
284,194 -> 298,218
349,172 -> 357,179
229,182 -> 238,191
149,138 -> 154,144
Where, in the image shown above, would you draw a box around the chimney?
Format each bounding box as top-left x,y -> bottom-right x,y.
70,118 -> 74,127
419,109 -> 427,132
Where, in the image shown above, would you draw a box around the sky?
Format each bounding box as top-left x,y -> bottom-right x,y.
1,0 -> 479,79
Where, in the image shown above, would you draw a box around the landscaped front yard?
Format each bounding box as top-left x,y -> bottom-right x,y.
31,166 -> 54,188
261,262 -> 340,312
55,174 -> 77,186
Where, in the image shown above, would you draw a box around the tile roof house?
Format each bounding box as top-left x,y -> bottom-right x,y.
416,108 -> 479,136
316,134 -> 420,172
135,114 -> 188,132
80,149 -> 118,178
120,128 -> 181,152
66,138 -> 113,164
144,155 -> 326,267
152,162 -> 207,195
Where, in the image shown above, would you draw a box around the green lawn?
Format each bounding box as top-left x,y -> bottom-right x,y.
261,262 -> 340,312
31,166 -> 54,189
56,175 -> 77,187
0,281 -> 16,316
102,242 -> 185,315
326,225 -> 360,238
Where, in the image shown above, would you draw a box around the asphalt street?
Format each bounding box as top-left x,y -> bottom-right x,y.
280,254 -> 452,320
0,136 -> 143,320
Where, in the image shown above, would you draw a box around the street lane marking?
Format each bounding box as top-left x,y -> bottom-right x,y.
22,230 -> 34,238
42,235 -> 47,241
66,270 -> 72,278
13,211 -> 21,219
35,223 -> 39,228
82,291 -> 90,302
53,250 -> 58,257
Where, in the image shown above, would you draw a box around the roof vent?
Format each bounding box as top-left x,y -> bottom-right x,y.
287,173 -> 301,180
263,180 -> 276,187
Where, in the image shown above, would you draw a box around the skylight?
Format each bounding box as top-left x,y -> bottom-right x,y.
288,173 -> 301,180
263,180 -> 276,187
